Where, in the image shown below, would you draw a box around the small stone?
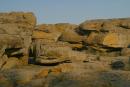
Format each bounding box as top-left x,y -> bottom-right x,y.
111,60 -> 125,70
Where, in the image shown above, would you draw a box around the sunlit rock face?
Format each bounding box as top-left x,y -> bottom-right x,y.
0,12 -> 36,69
0,12 -> 130,87
79,18 -> 130,57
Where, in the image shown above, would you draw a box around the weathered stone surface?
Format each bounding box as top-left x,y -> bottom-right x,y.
35,43 -> 72,64
0,55 -> 8,69
1,68 -> 130,87
85,32 -> 130,48
59,29 -> 82,43
99,56 -> 130,70
80,19 -> 130,53
36,23 -> 78,33
0,12 -> 36,65
0,34 -> 24,48
121,48 -> 130,56
33,39 -> 88,64
0,73 -> 13,87
102,18 -> 130,32
32,23 -> 86,64
79,19 -> 105,31
80,18 -> 130,32
68,43 -> 83,49
84,32 -> 100,44
32,30 -> 61,41
0,12 -> 36,35
1,57 -> 21,70
102,33 -> 130,48
33,23 -> 78,43
1,12 -> 130,87
0,34 -> 30,62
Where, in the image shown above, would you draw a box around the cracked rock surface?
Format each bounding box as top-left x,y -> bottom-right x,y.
0,12 -> 130,87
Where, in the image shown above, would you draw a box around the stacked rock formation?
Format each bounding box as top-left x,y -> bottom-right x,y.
0,12 -> 36,69
79,18 -> 130,56
0,12 -> 130,67
0,12 -> 130,87
32,23 -> 87,64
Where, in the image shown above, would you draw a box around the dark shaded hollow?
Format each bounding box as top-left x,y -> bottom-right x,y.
28,46 -> 36,64
35,62 -> 60,66
106,48 -> 122,52
111,60 -> 125,70
76,28 -> 91,36
5,48 -> 23,58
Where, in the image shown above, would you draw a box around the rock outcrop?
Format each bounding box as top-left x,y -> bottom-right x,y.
32,23 -> 85,65
0,12 -> 130,87
0,12 -> 36,69
79,18 -> 130,56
